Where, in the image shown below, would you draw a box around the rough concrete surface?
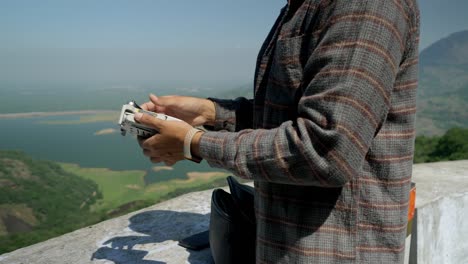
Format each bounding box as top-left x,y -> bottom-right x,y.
0,189 -> 217,264
412,160 -> 468,208
0,161 -> 467,264
411,160 -> 468,264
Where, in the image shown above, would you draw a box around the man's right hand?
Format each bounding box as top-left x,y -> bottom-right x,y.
140,94 -> 215,127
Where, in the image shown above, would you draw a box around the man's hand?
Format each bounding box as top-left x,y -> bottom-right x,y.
141,94 -> 215,127
135,112 -> 197,166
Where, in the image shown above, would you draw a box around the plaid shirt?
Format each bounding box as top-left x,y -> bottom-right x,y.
199,0 -> 420,263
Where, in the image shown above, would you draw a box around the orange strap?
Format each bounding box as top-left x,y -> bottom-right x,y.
408,184 -> 416,221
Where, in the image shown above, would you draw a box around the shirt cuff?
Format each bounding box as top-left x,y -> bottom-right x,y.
198,131 -> 227,168
198,130 -> 254,180
207,98 -> 237,131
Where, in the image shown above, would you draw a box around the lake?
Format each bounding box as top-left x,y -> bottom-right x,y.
0,114 -> 224,183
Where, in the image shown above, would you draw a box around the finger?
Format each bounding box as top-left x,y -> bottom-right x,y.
140,101 -> 155,111
164,160 -> 176,166
141,136 -> 167,158
149,94 -> 168,113
164,153 -> 184,165
149,94 -> 163,106
143,149 -> 153,157
162,152 -> 178,158
137,137 -> 146,149
138,136 -> 158,151
141,134 -> 161,150
150,157 -> 163,163
134,112 -> 164,130
150,94 -> 178,109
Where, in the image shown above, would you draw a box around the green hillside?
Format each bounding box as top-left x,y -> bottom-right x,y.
0,150 -> 102,254
414,127 -> 468,163
0,151 -> 231,254
417,30 -> 468,135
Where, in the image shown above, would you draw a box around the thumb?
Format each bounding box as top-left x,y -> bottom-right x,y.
134,112 -> 164,130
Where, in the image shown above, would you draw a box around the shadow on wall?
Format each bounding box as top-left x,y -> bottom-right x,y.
91,210 -> 213,264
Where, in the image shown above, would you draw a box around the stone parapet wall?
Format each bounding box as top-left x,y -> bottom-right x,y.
1,160 -> 467,264
410,160 -> 468,264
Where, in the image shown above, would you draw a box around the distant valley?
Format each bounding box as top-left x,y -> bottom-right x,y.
1,30 -> 468,255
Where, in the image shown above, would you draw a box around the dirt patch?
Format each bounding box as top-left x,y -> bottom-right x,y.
80,191 -> 100,209
0,110 -> 116,119
0,179 -> 17,189
152,166 -> 174,172
186,172 -> 228,181
2,214 -> 33,234
0,204 -> 38,236
125,184 -> 142,190
0,159 -> 38,181
94,128 -> 117,136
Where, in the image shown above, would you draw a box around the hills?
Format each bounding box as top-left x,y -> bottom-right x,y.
0,150 -> 231,254
0,151 -> 102,253
417,30 -> 468,135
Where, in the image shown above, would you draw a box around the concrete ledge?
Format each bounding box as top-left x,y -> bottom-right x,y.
411,160 -> 468,264
1,160 -> 467,264
0,188 -> 216,264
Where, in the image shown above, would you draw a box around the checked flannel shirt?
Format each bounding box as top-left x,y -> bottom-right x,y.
199,0 -> 420,263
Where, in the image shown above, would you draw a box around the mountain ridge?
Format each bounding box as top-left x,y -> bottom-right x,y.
420,30 -> 468,67
417,30 -> 468,135
219,30 -> 468,136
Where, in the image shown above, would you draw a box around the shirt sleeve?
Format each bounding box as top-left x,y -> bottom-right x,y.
198,0 -> 417,187
206,97 -> 253,132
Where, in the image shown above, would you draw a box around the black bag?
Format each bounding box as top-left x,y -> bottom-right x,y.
209,176 -> 256,264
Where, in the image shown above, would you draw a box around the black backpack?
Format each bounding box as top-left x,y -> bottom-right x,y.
209,176 -> 256,264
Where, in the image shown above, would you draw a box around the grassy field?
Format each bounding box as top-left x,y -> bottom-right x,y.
60,163 -> 148,212
60,163 -> 229,214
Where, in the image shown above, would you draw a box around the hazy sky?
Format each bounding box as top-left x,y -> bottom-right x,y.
1,0 -> 467,85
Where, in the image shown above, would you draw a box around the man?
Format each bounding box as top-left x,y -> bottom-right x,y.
135,0 -> 420,263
